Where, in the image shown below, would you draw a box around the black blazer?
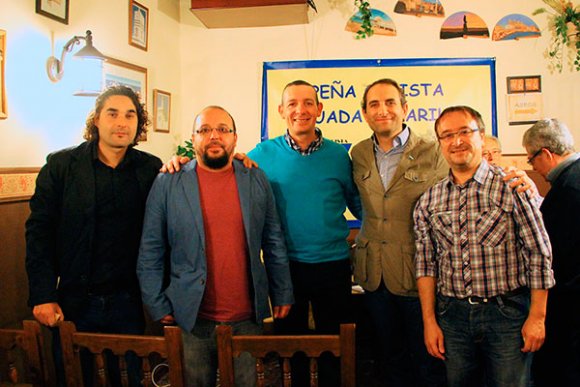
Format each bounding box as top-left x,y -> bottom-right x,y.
25,141 -> 162,318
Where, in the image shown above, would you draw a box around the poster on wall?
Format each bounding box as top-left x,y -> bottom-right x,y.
261,58 -> 497,145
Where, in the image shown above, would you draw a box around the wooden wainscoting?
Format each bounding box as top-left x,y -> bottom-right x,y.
0,168 -> 39,328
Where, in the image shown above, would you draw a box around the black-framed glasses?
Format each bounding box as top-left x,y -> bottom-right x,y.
527,148 -> 544,165
194,125 -> 235,136
437,127 -> 480,142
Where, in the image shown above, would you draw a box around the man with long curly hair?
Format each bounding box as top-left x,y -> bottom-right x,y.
26,85 -> 162,386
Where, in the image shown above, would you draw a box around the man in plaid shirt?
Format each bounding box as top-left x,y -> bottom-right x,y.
413,106 -> 555,387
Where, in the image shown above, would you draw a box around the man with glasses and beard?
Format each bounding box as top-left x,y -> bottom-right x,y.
137,106 -> 293,387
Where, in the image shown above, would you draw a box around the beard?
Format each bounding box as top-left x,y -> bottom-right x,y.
202,145 -> 230,169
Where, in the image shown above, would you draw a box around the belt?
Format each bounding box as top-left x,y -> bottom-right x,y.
465,287 -> 528,305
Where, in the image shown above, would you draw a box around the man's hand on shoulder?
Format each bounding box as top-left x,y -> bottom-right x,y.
234,153 -> 258,169
33,302 -> 64,327
160,156 -> 190,174
503,166 -> 539,197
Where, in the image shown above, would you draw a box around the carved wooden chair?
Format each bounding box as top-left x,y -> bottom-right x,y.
59,321 -> 184,387
217,323 -> 356,387
0,320 -> 50,386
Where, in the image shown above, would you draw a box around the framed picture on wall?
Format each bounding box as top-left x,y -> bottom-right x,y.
0,29 -> 6,120
36,0 -> 69,25
129,0 -> 149,51
103,57 -> 148,106
103,57 -> 148,140
153,89 -> 171,133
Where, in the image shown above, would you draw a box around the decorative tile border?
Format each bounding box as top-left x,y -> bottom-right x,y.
0,168 -> 39,203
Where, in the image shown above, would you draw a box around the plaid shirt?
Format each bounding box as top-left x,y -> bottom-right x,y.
414,160 -> 555,298
284,128 -> 323,155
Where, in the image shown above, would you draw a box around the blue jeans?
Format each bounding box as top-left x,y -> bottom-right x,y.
364,284 -> 446,387
437,292 -> 532,387
181,318 -> 262,387
52,290 -> 145,387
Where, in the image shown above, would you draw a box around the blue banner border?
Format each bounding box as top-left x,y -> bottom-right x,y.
261,57 -> 497,141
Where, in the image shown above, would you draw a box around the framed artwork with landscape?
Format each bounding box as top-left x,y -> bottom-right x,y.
129,0 -> 149,51
103,57 -> 148,140
103,57 -> 148,106
153,89 -> 171,133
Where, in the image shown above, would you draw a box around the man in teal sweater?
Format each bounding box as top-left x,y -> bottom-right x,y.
249,80 -> 361,386
248,80 -> 361,337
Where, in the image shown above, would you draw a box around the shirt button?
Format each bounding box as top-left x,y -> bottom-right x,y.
201,279 -> 206,285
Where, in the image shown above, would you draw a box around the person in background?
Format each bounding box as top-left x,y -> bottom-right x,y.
414,105 -> 554,387
137,106 -> 293,386
26,85 -> 162,386
483,134 -> 503,166
522,118 -> 580,387
350,78 -> 447,387
484,134 -> 540,197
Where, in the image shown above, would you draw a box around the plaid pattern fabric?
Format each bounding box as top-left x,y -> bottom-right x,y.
284,128 -> 323,155
414,161 -> 555,298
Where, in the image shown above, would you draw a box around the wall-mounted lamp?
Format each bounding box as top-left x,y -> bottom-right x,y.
46,30 -> 105,83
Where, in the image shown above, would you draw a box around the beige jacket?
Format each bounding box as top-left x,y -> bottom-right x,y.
351,130 -> 448,296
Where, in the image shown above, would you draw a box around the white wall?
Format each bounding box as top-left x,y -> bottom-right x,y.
177,0 -> 580,155
0,0 -> 578,168
0,0 -> 182,167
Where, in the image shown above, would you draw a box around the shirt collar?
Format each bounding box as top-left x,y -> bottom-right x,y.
372,125 -> 410,154
91,140 -> 134,167
284,127 -> 324,155
547,152 -> 580,182
446,159 -> 490,187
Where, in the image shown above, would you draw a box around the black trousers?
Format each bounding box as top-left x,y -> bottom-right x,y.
274,258 -> 353,387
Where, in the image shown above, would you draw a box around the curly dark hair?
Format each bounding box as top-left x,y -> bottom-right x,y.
83,85 -> 150,145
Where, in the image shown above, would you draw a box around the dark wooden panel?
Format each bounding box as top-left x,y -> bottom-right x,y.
0,200 -> 33,328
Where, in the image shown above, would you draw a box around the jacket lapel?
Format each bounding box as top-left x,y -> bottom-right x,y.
359,139 -> 386,194
181,162 -> 206,238
233,161 -> 251,245
386,131 -> 419,192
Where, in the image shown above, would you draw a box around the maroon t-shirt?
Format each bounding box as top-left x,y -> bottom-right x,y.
196,165 -> 252,322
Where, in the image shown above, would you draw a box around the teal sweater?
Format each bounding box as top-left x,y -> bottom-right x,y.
248,136 -> 361,263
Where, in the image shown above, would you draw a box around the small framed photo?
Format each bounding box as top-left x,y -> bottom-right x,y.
36,0 -> 70,25
153,89 -> 171,133
507,75 -> 541,94
129,0 -> 149,51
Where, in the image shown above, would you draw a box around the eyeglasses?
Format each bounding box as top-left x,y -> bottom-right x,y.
194,125 -> 235,136
437,128 -> 480,142
527,148 -> 544,165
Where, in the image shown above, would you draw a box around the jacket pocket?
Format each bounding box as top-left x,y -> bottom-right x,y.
353,236 -> 370,284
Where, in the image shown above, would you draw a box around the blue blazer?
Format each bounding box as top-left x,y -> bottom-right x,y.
137,159 -> 294,332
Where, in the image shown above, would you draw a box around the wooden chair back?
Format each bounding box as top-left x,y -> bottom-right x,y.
0,320 -> 50,386
217,323 -> 356,387
59,321 -> 184,387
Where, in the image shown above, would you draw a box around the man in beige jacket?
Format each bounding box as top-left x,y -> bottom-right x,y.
350,78 -> 448,387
